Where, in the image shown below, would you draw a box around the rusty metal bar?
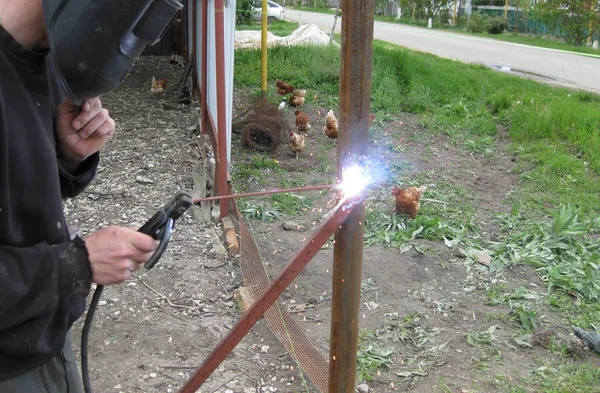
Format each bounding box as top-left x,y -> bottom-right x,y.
214,0 -> 230,220
178,196 -> 365,393
329,0 -> 375,391
192,184 -> 335,204
199,0 -> 206,131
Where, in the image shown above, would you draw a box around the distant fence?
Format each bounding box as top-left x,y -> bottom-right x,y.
462,5 -> 599,41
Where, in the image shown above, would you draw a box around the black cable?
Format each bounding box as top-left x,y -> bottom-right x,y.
81,284 -> 105,393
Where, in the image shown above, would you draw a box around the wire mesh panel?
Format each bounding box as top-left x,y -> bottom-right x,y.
228,199 -> 329,392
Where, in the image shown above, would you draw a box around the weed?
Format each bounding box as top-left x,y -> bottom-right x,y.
357,329 -> 395,381
269,193 -> 315,216
240,202 -> 282,222
466,325 -> 498,347
361,278 -> 376,293
491,204 -> 600,302
522,362 -> 600,392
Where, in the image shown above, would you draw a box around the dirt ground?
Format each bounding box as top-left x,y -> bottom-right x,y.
66,56 -> 599,393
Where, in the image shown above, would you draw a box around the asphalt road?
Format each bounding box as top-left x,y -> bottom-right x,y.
285,9 -> 600,93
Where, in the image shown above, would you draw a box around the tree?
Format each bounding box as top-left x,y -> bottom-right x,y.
532,0 -> 600,45
422,0 -> 451,20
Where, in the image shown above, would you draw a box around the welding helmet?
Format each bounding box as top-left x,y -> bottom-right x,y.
42,0 -> 183,105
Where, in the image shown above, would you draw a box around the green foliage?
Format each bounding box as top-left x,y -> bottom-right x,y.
357,329 -> 395,381
466,325 -> 498,346
236,0 -> 257,24
491,205 -> 600,301
467,11 -> 489,33
487,16 -> 507,34
522,362 -> 600,392
232,154 -> 286,190
531,0 -> 600,45
240,202 -> 282,222
269,193 -> 315,216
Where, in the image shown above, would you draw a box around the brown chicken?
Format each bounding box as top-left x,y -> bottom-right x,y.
295,111 -> 311,132
288,131 -> 305,159
151,77 -> 168,95
288,89 -> 306,107
276,79 -> 295,95
323,109 -> 338,140
391,186 -> 427,219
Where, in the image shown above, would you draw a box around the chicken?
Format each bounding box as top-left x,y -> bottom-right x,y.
323,109 -> 338,140
288,131 -> 305,159
151,77 -> 168,95
391,185 -> 427,219
295,111 -> 311,132
276,79 -> 295,96
288,89 -> 306,107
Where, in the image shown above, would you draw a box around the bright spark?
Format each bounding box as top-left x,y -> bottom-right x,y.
337,164 -> 370,198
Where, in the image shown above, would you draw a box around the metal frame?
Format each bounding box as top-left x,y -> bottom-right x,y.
181,0 -> 376,390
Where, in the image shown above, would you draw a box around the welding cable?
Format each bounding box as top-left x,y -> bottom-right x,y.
81,284 -> 105,393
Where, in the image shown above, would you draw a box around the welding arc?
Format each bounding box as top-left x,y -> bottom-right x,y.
192,184 -> 336,204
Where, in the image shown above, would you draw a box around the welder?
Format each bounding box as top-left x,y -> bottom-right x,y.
0,0 -> 182,391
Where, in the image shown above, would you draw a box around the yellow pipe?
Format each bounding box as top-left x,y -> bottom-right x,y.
504,0 -> 509,19
453,0 -> 457,25
588,19 -> 593,45
261,0 -> 268,97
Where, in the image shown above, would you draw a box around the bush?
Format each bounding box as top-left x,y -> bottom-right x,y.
466,11 -> 489,33
236,0 -> 257,24
487,17 -> 507,34
439,9 -> 451,25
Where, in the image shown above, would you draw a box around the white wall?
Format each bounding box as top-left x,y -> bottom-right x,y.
192,0 -> 237,167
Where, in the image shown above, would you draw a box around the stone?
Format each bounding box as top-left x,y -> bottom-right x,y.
356,384 -> 370,393
282,221 -> 304,231
135,176 -> 154,184
234,287 -> 255,313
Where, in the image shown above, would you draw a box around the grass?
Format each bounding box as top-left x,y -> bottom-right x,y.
521,362 -> 600,392
234,29 -> 600,214
234,22 -> 600,390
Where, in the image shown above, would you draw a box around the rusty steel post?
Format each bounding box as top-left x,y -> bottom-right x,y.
329,0 -> 375,391
214,0 -> 230,219
178,196 -> 364,393
199,0 -> 207,133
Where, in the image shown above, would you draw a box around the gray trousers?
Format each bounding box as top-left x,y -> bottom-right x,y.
0,332 -> 83,393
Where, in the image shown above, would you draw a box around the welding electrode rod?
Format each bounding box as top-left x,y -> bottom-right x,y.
192,184 -> 336,204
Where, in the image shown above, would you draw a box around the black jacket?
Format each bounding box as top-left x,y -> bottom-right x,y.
0,25 -> 98,380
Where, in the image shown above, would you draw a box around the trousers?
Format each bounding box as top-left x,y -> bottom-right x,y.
0,332 -> 83,393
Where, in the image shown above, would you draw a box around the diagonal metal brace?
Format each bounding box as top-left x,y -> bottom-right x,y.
178,195 -> 364,393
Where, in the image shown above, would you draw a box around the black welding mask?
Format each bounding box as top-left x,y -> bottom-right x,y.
42,0 -> 183,105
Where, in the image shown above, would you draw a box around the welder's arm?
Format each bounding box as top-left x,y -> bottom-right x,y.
0,240 -> 92,331
59,152 -> 99,198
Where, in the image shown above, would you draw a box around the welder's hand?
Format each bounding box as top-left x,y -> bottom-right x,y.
55,97 -> 115,166
84,226 -> 158,285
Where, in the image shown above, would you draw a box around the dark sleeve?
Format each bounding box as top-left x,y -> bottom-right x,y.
0,237 -> 92,331
58,152 -> 100,198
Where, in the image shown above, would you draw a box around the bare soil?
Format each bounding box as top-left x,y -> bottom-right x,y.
66,56 -> 599,393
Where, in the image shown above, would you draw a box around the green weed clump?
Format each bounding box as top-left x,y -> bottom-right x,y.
492,205 -> 600,302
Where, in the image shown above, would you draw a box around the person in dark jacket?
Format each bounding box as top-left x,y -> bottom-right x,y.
0,0 -> 159,391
